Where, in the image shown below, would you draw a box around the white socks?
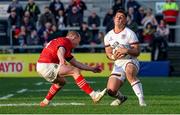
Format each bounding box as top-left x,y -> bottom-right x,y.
131,80 -> 145,105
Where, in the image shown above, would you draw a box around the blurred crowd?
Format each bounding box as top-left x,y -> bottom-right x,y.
7,0 -> 179,56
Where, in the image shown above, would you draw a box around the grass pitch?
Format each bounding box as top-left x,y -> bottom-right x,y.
0,77 -> 180,114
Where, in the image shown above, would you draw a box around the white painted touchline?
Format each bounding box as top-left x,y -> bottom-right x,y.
0,102 -> 85,107
16,89 -> 28,93
0,94 -> 14,100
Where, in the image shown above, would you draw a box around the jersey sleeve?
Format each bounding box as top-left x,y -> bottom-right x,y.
129,31 -> 139,44
104,34 -> 110,47
58,39 -> 74,62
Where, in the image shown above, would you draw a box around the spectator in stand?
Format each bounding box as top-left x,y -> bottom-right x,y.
38,22 -> 53,46
91,31 -> 104,45
141,8 -> 158,28
65,0 -> 74,17
56,9 -> 67,30
127,0 -> 140,13
7,9 -> 21,45
24,0 -> 41,23
72,0 -> 87,23
21,16 -> 36,34
7,9 -> 21,31
126,14 -> 138,33
127,7 -> 137,22
136,6 -> 146,43
88,11 -> 101,43
142,23 -> 156,43
39,6 -> 56,29
16,26 -> 27,53
90,31 -> 104,53
150,19 -> 169,61
67,6 -> 82,27
113,0 -> 126,8
136,6 -> 145,26
26,30 -> 40,53
24,11 -> 34,24
162,0 -> 179,42
49,0 -> 64,18
112,0 -> 125,15
156,19 -> 170,41
76,22 -> 93,52
48,25 -> 66,41
48,25 -> 68,42
79,22 -> 92,45
103,9 -> 114,33
7,0 -> 23,17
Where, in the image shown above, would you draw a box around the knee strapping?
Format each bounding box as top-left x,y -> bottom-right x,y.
107,89 -> 117,97
58,81 -> 66,86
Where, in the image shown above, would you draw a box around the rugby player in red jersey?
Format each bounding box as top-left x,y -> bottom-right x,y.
36,31 -> 106,107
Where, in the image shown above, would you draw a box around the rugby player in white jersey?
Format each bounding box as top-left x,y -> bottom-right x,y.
104,9 -> 146,106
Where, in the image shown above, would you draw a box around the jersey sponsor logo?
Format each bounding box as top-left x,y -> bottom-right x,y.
109,37 -> 113,41
121,34 -> 126,39
54,64 -> 58,69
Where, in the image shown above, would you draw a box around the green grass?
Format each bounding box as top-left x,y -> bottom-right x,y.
0,77 -> 180,114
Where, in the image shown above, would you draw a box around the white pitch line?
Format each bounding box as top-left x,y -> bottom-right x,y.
28,89 -> 80,92
62,89 -> 81,91
67,81 -> 96,84
16,89 -> 28,93
35,82 -> 43,86
43,81 -> 97,85
0,102 -> 85,107
0,89 -> 28,100
29,89 -> 48,92
44,82 -> 51,85
87,81 -> 96,84
0,94 -> 14,100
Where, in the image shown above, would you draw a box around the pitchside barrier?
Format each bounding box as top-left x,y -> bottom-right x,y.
0,53 -> 169,77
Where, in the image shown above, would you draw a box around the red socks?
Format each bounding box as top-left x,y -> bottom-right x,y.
45,75 -> 93,101
75,75 -> 93,95
45,84 -> 60,100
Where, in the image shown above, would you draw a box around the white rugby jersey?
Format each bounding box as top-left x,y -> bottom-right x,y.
104,27 -> 139,59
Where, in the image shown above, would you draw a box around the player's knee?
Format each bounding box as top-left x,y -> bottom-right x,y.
56,78 -> 66,86
58,80 -> 66,86
126,63 -> 137,74
53,76 -> 66,86
107,89 -> 117,97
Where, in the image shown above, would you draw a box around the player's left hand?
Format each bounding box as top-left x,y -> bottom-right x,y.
92,66 -> 102,73
115,48 -> 128,59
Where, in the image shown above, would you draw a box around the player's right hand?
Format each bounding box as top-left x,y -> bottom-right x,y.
113,52 -> 125,60
92,66 -> 102,73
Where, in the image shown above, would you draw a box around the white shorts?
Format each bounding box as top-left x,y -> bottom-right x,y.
36,62 -> 60,83
111,59 -> 140,82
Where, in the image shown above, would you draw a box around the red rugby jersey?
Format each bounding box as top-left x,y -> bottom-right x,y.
38,37 -> 73,64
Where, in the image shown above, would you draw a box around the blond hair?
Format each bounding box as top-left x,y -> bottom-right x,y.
66,31 -> 80,38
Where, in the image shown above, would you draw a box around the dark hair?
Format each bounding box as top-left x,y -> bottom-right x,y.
114,9 -> 127,17
127,14 -> 131,18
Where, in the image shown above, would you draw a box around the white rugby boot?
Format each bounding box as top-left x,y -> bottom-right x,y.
91,88 -> 107,103
110,96 -> 128,106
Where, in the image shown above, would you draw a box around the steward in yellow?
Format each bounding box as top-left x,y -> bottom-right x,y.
162,0 -> 179,23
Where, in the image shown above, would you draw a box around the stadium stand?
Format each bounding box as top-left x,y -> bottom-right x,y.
0,0 -> 180,76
